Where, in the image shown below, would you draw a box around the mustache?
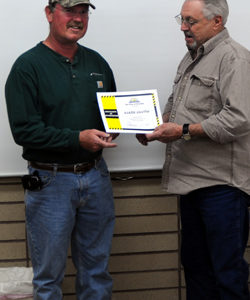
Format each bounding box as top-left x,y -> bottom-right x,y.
67,21 -> 84,30
184,31 -> 194,38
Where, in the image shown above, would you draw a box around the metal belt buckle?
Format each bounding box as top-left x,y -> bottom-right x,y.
74,163 -> 84,173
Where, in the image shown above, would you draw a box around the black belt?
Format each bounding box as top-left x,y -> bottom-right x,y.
29,156 -> 101,174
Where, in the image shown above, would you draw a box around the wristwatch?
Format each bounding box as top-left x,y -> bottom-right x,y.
182,123 -> 191,141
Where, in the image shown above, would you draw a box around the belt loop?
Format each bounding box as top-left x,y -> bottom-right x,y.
53,165 -> 57,176
95,156 -> 100,169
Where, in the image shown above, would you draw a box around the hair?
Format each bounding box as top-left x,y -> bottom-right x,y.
48,1 -> 57,12
187,0 -> 229,25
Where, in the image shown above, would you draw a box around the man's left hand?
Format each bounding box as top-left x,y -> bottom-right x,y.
146,123 -> 182,143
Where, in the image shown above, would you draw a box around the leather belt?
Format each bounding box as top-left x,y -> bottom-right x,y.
29,156 -> 101,174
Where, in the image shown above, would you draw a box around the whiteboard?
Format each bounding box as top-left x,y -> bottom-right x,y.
1,0 -> 250,176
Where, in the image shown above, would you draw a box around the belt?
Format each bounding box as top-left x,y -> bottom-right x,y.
29,156 -> 101,174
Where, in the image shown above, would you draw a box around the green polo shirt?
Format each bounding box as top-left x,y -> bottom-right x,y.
5,42 -> 116,163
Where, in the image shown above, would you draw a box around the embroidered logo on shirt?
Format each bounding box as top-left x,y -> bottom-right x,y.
97,81 -> 104,89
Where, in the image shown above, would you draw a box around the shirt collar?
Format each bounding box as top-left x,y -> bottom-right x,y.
200,28 -> 230,56
39,41 -> 81,64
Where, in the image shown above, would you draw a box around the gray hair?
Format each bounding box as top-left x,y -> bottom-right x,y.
186,0 -> 229,25
203,0 -> 229,25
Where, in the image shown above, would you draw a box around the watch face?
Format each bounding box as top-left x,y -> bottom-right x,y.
183,133 -> 191,141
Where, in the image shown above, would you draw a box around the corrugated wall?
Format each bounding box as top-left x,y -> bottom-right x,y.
0,171 -> 249,300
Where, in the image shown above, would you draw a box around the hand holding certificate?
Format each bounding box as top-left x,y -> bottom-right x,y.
97,90 -> 163,133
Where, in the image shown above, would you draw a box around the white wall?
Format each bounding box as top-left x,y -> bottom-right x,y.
1,0 -> 249,176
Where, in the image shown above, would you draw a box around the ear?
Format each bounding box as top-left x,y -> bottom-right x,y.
213,15 -> 223,29
45,6 -> 54,23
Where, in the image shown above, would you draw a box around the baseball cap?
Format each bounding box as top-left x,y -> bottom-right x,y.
49,0 -> 96,9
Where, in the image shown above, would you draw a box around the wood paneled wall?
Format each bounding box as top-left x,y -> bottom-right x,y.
0,171 -> 249,300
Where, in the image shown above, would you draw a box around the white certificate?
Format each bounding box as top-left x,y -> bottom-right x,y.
97,89 -> 163,133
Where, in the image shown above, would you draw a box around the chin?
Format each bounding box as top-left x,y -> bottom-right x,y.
66,34 -> 84,43
186,42 -> 197,51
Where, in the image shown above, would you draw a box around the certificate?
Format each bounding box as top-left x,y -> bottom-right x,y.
97,89 -> 163,133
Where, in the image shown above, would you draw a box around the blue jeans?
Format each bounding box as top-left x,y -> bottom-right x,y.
180,185 -> 249,300
25,158 -> 115,300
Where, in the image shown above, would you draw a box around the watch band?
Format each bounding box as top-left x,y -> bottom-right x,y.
182,123 -> 191,140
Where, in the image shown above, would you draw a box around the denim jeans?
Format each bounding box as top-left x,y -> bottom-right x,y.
25,158 -> 115,300
180,185 -> 249,300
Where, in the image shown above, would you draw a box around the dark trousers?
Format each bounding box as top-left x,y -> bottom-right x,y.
180,185 -> 250,300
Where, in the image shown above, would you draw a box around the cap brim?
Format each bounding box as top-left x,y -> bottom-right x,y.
65,1 -> 96,9
89,3 -> 96,9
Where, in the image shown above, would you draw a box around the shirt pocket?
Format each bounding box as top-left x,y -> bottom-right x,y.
88,72 -> 105,92
82,73 -> 106,107
184,74 -> 218,113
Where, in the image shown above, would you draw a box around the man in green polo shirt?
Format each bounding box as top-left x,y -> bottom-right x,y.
5,0 -> 117,299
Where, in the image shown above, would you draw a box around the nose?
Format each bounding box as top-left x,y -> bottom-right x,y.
181,21 -> 189,31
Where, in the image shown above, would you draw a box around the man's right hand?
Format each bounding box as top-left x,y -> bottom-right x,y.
79,129 -> 117,152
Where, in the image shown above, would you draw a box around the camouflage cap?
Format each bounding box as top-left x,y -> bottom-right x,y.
49,0 -> 95,9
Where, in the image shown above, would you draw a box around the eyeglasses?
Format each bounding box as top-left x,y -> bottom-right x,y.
175,14 -> 199,27
55,7 -> 91,18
